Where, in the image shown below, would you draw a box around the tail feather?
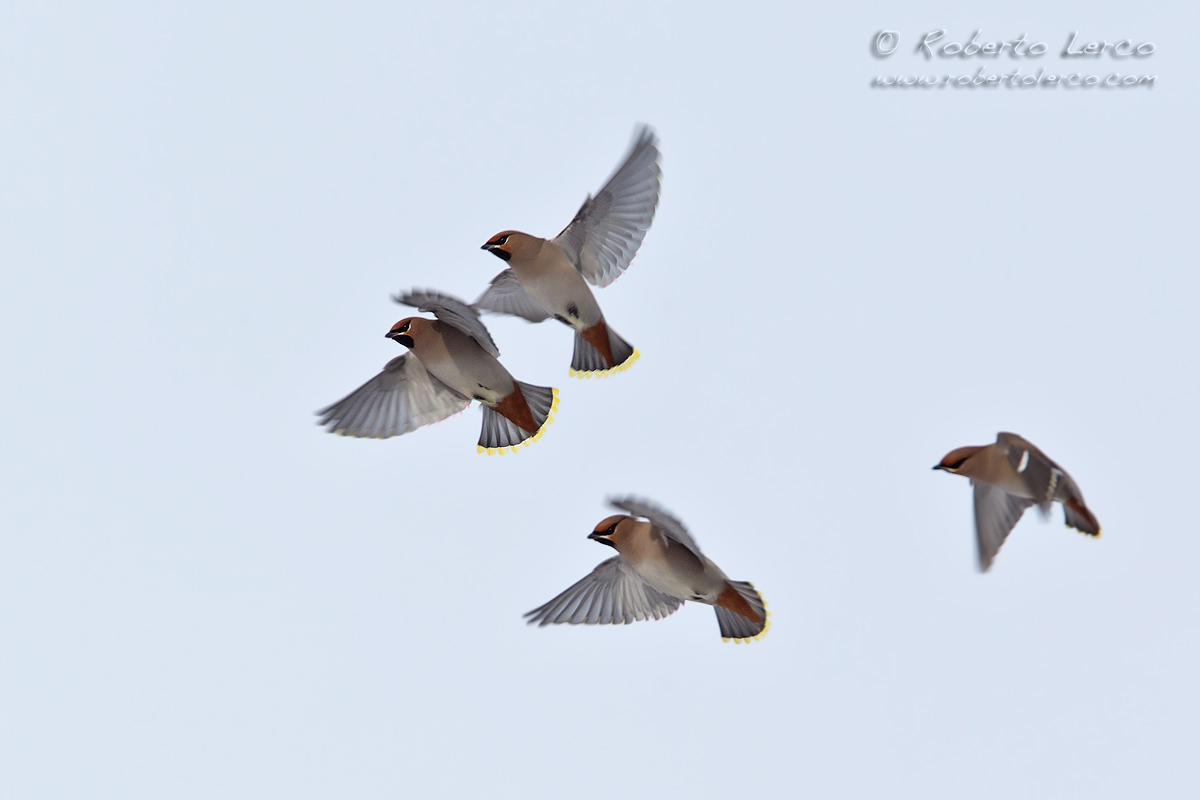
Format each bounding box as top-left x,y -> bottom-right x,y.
714,581 -> 769,644
518,381 -> 557,433
570,322 -> 639,378
1063,497 -> 1101,537
476,383 -> 559,455
606,326 -> 636,370
570,331 -> 609,373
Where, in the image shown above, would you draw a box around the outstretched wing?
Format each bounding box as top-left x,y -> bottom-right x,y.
524,556 -> 682,626
553,125 -> 661,288
394,289 -> 500,358
997,432 -> 1064,505
996,433 -> 1101,536
609,496 -> 703,560
973,482 -> 1035,572
473,269 -> 552,322
316,354 -> 471,438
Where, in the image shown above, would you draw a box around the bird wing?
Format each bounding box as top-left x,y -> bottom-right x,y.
394,289 -> 501,358
315,354 -> 471,438
524,556 -> 682,626
552,125 -> 661,288
609,496 -> 704,560
973,481 -> 1035,571
996,433 -> 1100,536
997,432 -> 1064,505
473,269 -> 552,322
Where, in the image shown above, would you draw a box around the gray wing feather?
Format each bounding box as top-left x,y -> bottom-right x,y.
552,125 -> 661,288
394,289 -> 500,358
473,269 -> 552,322
997,432 -> 1062,504
524,556 -> 682,626
609,496 -> 704,559
316,354 -> 471,438
973,482 -> 1036,572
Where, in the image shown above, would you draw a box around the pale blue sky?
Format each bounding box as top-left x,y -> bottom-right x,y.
1,2 -> 1196,797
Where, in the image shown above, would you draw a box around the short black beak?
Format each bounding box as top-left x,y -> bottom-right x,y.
587,532 -> 616,549
482,243 -> 511,261
386,333 -> 415,349
932,464 -> 947,471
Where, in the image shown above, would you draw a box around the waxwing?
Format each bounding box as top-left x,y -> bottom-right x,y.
317,291 -> 558,454
934,432 -> 1101,570
526,497 -> 769,643
477,125 -> 660,377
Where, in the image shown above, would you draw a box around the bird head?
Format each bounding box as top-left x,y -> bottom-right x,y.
385,318 -> 419,349
481,230 -> 537,262
587,514 -> 628,550
933,445 -> 985,473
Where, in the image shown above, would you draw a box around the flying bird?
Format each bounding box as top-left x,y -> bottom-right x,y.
934,432 -> 1101,571
317,290 -> 558,455
476,125 -> 661,377
525,497 -> 768,643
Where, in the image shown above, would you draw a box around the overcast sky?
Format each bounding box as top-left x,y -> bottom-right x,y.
1,1 -> 1196,797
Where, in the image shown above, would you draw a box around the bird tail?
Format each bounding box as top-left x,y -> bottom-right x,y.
570,320 -> 638,378
714,581 -> 769,643
477,382 -> 558,455
1063,497 -> 1101,537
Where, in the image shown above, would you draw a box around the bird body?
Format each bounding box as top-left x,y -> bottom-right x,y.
935,432 -> 1101,571
317,291 -> 558,454
615,518 -> 719,597
477,125 -> 661,377
526,499 -> 769,643
506,236 -> 605,329
948,443 -> 1029,496
406,318 -> 515,405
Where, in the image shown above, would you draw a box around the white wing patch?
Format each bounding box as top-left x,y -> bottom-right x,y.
1017,450 -> 1030,473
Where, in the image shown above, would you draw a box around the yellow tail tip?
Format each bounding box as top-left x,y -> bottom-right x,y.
568,349 -> 640,379
721,607 -> 770,644
477,442 -> 524,456
476,391 -> 559,455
